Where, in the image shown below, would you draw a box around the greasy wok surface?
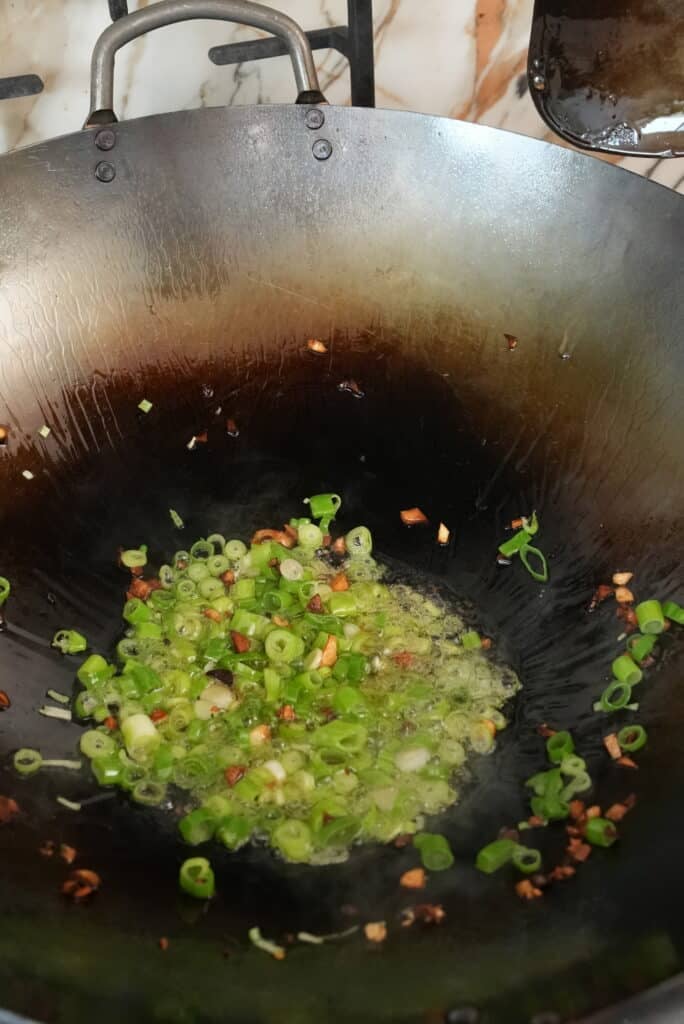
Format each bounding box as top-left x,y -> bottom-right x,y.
0,106 -> 682,1023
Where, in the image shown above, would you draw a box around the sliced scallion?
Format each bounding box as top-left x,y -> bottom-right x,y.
121,548 -> 147,569
635,599 -> 665,635
52,630 -> 88,655
46,689 -> 71,705
38,706 -> 72,721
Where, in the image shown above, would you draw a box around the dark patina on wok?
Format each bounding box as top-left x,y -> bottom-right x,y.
0,2 -> 683,1022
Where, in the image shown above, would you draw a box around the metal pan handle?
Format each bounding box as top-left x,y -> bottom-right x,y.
85,0 -> 325,126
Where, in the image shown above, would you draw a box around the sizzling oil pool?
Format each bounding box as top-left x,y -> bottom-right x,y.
44,505 -> 520,866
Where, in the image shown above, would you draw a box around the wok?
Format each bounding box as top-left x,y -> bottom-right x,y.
0,2 -> 683,1022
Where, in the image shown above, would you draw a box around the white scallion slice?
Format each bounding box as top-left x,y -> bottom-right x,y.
38,706 -> 72,721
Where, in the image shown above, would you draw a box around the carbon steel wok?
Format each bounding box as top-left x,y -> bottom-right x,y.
0,2 -> 683,1023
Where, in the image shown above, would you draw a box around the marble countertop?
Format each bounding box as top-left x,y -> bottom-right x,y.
1,0 -> 682,192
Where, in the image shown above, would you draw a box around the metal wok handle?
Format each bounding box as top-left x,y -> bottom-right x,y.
85,0 -> 325,126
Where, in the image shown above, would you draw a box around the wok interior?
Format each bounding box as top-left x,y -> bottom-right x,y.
0,106 -> 683,1022
2,333 -> 684,1023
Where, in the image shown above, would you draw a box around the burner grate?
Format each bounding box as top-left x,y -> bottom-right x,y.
209,0 -> 375,107
0,74 -> 43,102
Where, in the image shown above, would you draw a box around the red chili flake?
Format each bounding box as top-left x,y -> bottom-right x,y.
251,528 -> 296,548
393,834 -> 414,849
0,690 -> 10,709
307,339 -> 328,354
331,536 -> 347,556
150,709 -> 167,723
0,797 -> 19,824
321,634 -> 338,668
611,795 -> 637,819
203,608 -> 222,623
616,605 -> 638,631
224,765 -> 246,787
159,937 -> 169,952
526,815 -> 546,828
39,840 -> 56,858
337,379 -> 364,398
568,800 -> 586,820
231,631 -> 250,653
567,839 -> 592,863
400,507 -> 429,526
480,637 -> 493,651
515,880 -> 543,900
400,868 -> 426,889
277,705 -> 296,721
322,534 -> 332,548
565,825 -> 581,837
226,418 -> 239,437
126,577 -> 155,601
103,716 -> 117,731
220,569 -> 235,585
330,572 -> 350,592
59,844 -> 77,865
605,802 -> 632,823
62,882 -> 95,902
589,584 -> 613,610
536,723 -> 557,738
549,864 -> 576,881
391,651 -> 414,669
75,869 -> 100,887
194,431 -> 208,443
504,333 -> 518,351
585,805 -> 601,819
510,517 -> 524,529
617,755 -> 638,769
0,425 -> 8,446
62,868 -> 101,901
306,594 -> 323,613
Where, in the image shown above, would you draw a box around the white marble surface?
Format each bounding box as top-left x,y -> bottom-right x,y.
1,0 -> 682,192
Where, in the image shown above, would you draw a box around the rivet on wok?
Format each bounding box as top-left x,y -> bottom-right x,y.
312,138 -> 333,161
305,108 -> 325,130
532,74 -> 546,91
95,161 -> 116,183
95,128 -> 116,151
